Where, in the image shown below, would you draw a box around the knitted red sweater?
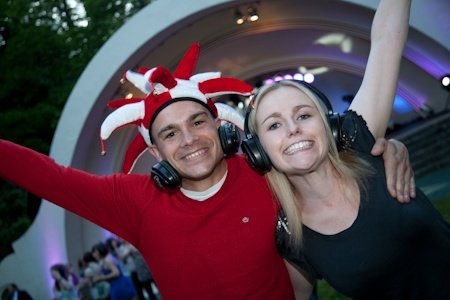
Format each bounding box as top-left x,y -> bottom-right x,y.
0,140 -> 294,300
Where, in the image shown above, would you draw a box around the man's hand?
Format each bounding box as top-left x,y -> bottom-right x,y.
371,138 -> 416,203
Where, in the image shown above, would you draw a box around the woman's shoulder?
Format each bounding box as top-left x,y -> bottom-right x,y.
340,110 -> 376,153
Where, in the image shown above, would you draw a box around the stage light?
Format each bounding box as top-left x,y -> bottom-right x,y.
303,72 -> 315,83
274,75 -> 284,82
441,74 -> 450,91
263,78 -> 274,85
293,73 -> 304,81
234,9 -> 245,25
248,7 -> 259,22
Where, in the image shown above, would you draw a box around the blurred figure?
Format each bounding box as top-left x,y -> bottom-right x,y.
105,237 -> 135,278
106,237 -> 159,300
131,248 -> 159,300
1,283 -> 33,300
105,237 -> 143,299
77,251 -> 109,300
50,264 -> 79,300
91,242 -> 136,300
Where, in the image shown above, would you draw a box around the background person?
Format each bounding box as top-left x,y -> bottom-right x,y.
50,264 -> 79,300
1,283 -> 33,300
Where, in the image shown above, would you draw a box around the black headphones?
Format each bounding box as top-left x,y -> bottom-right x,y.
151,123 -> 241,189
241,80 -> 342,174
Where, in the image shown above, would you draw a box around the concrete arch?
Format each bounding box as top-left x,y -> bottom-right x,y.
0,1 -> 232,299
1,0 -> 449,299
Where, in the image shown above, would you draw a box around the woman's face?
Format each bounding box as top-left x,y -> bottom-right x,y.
92,249 -> 100,260
50,269 -> 60,280
255,85 -> 329,175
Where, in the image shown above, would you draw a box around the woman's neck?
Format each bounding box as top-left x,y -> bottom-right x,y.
289,160 -> 340,205
291,162 -> 360,235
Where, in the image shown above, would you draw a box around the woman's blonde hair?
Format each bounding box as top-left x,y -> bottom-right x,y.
247,80 -> 372,250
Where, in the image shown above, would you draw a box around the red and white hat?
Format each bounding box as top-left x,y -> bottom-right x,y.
100,43 -> 254,174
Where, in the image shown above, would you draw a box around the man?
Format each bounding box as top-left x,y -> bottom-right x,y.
1,283 -> 34,300
0,44 -> 414,300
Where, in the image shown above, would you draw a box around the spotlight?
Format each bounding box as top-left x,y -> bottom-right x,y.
293,73 -> 304,81
234,9 -> 245,25
263,78 -> 274,85
303,72 -> 315,83
248,7 -> 259,22
274,75 -> 284,82
441,74 -> 450,91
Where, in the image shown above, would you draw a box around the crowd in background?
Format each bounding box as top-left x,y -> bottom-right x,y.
1,237 -> 160,300
53,236 -> 160,300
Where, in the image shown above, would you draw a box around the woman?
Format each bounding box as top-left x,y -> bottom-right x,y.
243,0 -> 450,299
91,243 -> 136,300
50,264 -> 79,300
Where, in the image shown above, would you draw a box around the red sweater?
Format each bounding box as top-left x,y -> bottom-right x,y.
0,140 -> 294,300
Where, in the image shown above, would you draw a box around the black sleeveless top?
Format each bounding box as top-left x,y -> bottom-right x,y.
276,111 -> 450,299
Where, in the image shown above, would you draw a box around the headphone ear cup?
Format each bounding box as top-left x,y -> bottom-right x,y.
218,123 -> 240,155
241,134 -> 272,173
327,112 -> 342,150
151,160 -> 181,189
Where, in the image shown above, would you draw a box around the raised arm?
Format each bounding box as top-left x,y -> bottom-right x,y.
349,0 -> 411,139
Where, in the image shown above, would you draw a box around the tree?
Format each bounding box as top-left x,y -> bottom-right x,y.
0,0 -> 152,262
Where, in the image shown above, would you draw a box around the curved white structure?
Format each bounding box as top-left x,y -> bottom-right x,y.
1,0 -> 448,298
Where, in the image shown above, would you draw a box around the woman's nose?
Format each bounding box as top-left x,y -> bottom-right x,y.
287,120 -> 301,136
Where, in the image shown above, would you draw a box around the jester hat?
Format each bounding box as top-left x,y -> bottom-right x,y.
100,43 -> 254,174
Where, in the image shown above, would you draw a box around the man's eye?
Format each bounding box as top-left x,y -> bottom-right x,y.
193,120 -> 205,126
164,132 -> 176,139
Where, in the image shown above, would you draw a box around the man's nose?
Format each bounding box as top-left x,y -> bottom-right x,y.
180,129 -> 198,145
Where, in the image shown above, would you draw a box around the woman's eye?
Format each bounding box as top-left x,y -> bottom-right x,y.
268,123 -> 280,131
297,114 -> 310,120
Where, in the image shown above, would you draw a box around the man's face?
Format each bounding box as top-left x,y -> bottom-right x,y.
150,101 -> 226,190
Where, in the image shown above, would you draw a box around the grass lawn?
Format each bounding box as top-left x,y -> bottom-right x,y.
316,194 -> 450,299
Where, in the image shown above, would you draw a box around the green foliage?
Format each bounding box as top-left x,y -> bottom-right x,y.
0,182 -> 33,260
432,194 -> 450,221
317,280 -> 350,300
0,0 -> 151,262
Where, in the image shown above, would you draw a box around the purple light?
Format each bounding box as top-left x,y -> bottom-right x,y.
274,75 -> 284,82
283,74 -> 293,80
263,78 -> 274,85
293,73 -> 304,81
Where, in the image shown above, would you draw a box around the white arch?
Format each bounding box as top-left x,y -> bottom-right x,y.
0,1 -> 231,299
1,0 -> 449,298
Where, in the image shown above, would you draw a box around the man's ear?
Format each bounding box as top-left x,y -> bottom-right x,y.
149,145 -> 162,162
215,118 -> 221,129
